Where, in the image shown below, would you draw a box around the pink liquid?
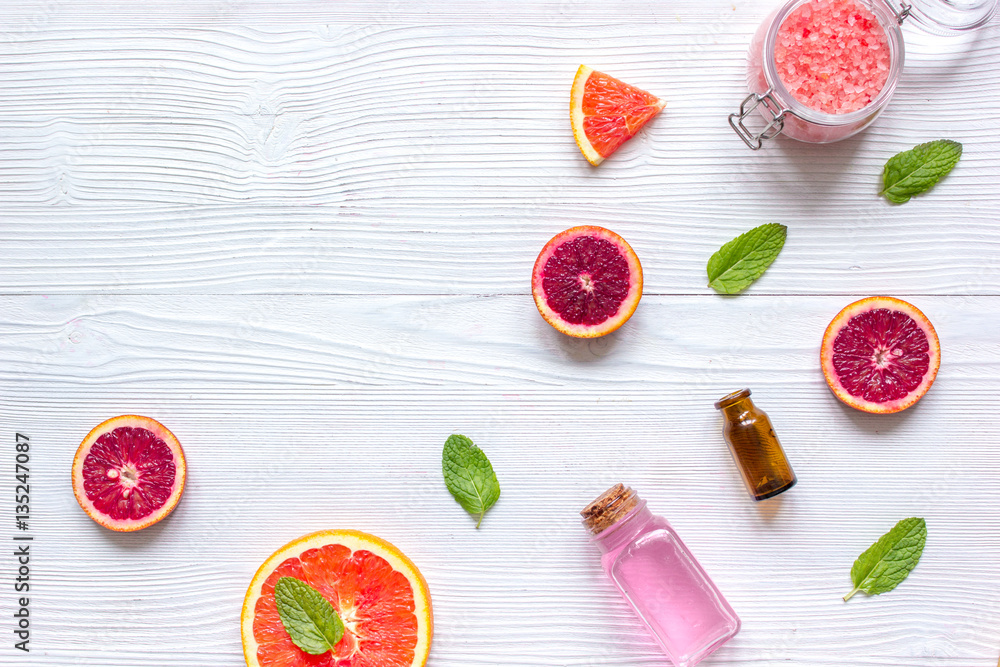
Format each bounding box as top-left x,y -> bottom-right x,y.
775,0 -> 890,114
594,507 -> 740,667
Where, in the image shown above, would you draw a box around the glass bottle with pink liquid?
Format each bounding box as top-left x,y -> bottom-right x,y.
580,484 -> 740,667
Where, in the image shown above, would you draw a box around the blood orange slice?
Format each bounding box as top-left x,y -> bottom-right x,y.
242,530 -> 433,667
571,64 -> 665,165
72,415 -> 186,532
531,225 -> 643,338
821,297 -> 941,414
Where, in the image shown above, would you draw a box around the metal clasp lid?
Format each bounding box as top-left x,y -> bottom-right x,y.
728,88 -> 790,150
893,2 -> 912,24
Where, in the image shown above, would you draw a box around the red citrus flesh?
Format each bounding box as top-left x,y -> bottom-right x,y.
531,226 -> 642,338
72,415 -> 186,532
571,65 -> 665,165
821,297 -> 940,413
242,530 -> 433,667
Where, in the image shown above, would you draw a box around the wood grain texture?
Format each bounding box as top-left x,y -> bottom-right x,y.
2,295 -> 1000,665
0,12 -> 998,294
1,1 -> 999,665
0,294 -> 996,388
2,202 -> 1000,294
2,381 -> 1000,666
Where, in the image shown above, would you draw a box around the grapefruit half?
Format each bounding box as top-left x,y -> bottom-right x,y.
71,415 -> 186,532
571,64 -> 665,166
242,530 -> 433,667
821,297 -> 940,414
532,225 -> 643,338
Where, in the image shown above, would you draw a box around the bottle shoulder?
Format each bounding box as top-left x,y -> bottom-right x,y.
645,515 -> 672,532
725,407 -> 765,427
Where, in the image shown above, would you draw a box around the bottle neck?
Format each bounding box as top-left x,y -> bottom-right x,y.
715,388 -> 755,421
591,503 -> 653,554
720,400 -> 753,422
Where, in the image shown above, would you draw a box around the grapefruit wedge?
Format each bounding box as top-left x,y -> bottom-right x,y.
821,297 -> 940,414
532,225 -> 643,338
571,65 -> 665,165
71,415 -> 186,532
242,530 -> 433,667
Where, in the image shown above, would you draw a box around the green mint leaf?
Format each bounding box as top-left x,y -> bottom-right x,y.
880,139 -> 962,204
707,223 -> 787,294
274,576 -> 344,655
443,434 -> 500,528
844,517 -> 926,601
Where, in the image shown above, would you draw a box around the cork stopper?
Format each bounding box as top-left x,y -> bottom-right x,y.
580,483 -> 640,536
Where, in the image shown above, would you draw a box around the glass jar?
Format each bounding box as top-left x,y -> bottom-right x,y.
730,0 -> 999,148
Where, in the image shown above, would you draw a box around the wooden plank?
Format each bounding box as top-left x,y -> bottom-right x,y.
1,202 -> 999,294
0,294 -> 995,387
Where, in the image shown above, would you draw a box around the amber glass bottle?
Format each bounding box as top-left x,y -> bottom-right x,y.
714,389 -> 796,501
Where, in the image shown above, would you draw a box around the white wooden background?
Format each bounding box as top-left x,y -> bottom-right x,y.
1,1 -> 999,665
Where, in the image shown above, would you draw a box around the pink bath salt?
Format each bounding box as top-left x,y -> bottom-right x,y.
774,0 -> 890,114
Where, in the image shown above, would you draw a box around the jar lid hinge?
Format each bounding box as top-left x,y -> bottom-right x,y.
893,2 -> 912,24
728,89 -> 789,150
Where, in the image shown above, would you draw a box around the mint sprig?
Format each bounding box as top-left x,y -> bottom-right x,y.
844,518 -> 926,601
274,576 -> 345,655
880,140 -> 962,204
443,434 -> 500,528
707,223 -> 787,294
